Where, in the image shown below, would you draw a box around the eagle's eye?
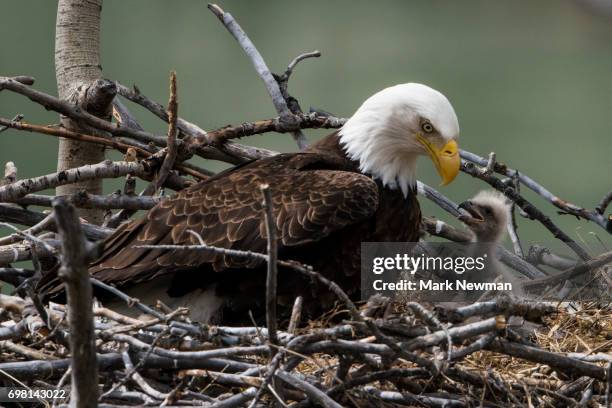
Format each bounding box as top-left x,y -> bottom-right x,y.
421,121 -> 434,133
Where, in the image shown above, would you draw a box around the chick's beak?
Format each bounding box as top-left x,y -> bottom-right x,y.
416,135 -> 460,185
458,200 -> 484,225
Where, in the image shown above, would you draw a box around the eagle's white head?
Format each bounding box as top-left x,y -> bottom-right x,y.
339,83 -> 460,196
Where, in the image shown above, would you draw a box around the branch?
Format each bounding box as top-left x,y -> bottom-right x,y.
462,160 -> 591,261
0,160 -> 148,202
0,76 -> 167,146
0,117 -> 208,181
596,190 -> 612,215
151,72 -> 179,193
205,113 -> 346,146
260,184 -> 279,355
0,203 -> 110,242
208,3 -> 308,150
461,150 -> 610,232
53,197 -> 98,406
15,192 -> 161,211
276,370 -> 343,408
523,250 -> 612,291
114,81 -> 209,142
487,338 -> 607,381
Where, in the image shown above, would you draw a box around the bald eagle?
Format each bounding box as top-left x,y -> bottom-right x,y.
42,83 -> 461,322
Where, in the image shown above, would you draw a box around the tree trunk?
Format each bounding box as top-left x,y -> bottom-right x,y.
55,0 -> 108,224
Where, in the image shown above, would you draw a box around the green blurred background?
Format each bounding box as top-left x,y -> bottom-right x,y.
1,0 -> 611,253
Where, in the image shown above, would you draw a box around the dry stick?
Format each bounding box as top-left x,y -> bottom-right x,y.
260,184 -> 279,353
422,216 -> 472,242
150,72 -> 179,194
487,338 -> 607,381
0,213 -> 54,246
206,113 -> 345,146
0,352 -> 255,378
116,82 -> 275,165
15,192 -> 161,211
114,82 -> 209,142
0,117 -> 152,158
207,3 -> 308,150
507,173 -> 525,257
2,75 -> 257,167
112,98 -> 145,132
250,184 -> 282,407
90,278 -> 166,320
461,150 -> 609,231
523,250 -> 612,291
288,296 -> 303,335
0,117 -> 208,181
276,51 -> 321,116
0,160 -> 146,202
0,114 -> 24,134
597,191 -> 612,215
120,350 -> 168,401
0,76 -> 167,146
0,203 -> 110,241
52,198 -> 98,406
462,160 -> 591,261
0,241 -> 56,266
276,370 -> 343,408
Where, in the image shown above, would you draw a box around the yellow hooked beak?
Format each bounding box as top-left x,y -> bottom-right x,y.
416,134 -> 460,186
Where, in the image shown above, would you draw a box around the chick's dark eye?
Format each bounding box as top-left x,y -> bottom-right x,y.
421,122 -> 434,133
484,208 -> 492,215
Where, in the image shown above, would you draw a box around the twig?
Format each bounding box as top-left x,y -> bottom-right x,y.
0,213 -> 54,246
15,192 -> 161,211
260,184 -> 279,354
114,81 -> 209,142
0,160 -> 147,202
0,76 -> 168,146
461,150 -> 610,231
482,151 -> 496,175
288,296 -> 303,335
523,250 -> 612,291
283,51 -> 321,82
0,241 -> 56,266
507,173 -> 525,257
90,278 -> 166,320
151,71 -> 179,193
0,203 -> 110,241
120,351 -> 168,401
207,4 -> 308,150
0,114 -> 24,134
487,338 -> 607,380
0,340 -> 57,360
462,160 -> 591,260
205,113 -> 345,146
53,198 -> 98,406
596,191 -> 612,215
276,370 -> 343,408
0,117 -> 208,181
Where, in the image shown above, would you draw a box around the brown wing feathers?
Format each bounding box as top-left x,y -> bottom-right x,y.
85,153 -> 379,287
